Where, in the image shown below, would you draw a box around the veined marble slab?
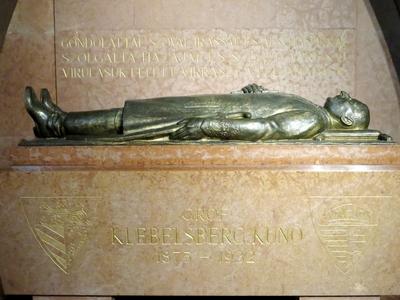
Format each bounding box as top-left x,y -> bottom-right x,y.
0,144 -> 399,295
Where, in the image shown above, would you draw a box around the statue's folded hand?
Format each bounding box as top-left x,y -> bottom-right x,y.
170,118 -> 205,140
241,83 -> 266,94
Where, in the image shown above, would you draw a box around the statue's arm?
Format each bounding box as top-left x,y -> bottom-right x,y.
200,118 -> 269,141
170,117 -> 268,141
170,110 -> 326,141
258,110 -> 326,140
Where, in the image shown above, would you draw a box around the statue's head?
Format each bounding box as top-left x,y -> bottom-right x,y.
324,91 -> 370,129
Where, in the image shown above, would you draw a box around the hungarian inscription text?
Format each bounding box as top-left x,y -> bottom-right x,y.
57,29 -> 354,87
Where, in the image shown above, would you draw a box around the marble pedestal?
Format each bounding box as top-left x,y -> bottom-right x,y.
1,144 -> 399,296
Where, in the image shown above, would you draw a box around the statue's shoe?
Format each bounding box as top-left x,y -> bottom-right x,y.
40,88 -> 66,116
24,86 -> 53,138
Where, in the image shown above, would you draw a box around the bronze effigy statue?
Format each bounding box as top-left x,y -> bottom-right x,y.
23,84 -> 391,144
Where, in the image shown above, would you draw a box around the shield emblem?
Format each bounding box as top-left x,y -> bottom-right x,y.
310,199 -> 378,274
21,196 -> 94,274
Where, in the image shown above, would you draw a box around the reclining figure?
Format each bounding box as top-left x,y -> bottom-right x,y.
23,84 -> 390,142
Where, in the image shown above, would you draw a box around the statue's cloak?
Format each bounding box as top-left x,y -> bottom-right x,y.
122,92 -> 324,139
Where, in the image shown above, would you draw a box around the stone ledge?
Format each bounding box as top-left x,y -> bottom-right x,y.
9,143 -> 400,170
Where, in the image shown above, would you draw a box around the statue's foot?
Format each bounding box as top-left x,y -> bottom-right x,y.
24,87 -> 53,138
40,88 -> 66,117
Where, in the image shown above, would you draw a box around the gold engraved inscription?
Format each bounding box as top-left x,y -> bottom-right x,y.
21,196 -> 97,274
112,226 -> 303,246
112,207 -> 304,265
154,249 -> 257,265
57,30 -> 354,90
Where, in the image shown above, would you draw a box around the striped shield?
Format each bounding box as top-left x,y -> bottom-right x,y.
310,199 -> 378,274
21,196 -> 91,274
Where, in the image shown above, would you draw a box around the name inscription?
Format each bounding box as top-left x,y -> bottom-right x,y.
112,226 -> 303,246
112,207 -> 304,264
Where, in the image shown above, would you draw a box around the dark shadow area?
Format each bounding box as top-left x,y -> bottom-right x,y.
369,0 -> 400,82
0,0 -> 17,51
115,297 -> 299,299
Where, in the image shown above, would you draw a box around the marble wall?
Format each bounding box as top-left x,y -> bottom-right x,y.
1,2 -> 400,296
0,0 -> 399,167
355,1 -> 400,142
52,0 -> 400,139
1,156 -> 400,295
0,0 -> 55,167
54,0 -> 357,110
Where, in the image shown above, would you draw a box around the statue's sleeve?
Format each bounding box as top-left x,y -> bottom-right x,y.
200,110 -> 326,141
261,110 -> 326,140
200,118 -> 269,141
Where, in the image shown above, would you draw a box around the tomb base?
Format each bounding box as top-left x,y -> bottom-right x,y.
1,144 -> 399,296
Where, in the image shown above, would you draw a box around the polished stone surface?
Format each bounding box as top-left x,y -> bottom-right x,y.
0,145 -> 399,295
0,0 -> 55,169
1,1 -> 400,296
55,28 -> 355,112
300,298 -> 380,300
34,297 -> 112,300
0,0 -> 399,170
9,144 -> 400,170
0,0 -> 55,138
52,0 -> 400,141
355,1 -> 400,145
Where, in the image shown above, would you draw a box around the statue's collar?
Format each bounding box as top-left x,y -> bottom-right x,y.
320,108 -> 333,129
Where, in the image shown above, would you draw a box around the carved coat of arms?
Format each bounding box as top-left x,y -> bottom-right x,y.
310,200 -> 378,273
21,197 -> 93,274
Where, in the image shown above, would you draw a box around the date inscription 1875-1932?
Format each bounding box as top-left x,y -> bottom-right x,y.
22,83 -> 392,145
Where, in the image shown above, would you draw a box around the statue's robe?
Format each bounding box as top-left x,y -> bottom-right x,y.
122,92 -> 326,139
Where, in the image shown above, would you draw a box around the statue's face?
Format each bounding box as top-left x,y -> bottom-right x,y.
324,91 -> 370,129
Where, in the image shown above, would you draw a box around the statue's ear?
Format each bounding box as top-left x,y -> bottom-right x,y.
340,114 -> 354,126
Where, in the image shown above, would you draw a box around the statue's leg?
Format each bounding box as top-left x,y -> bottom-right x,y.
24,87 -> 123,138
63,108 -> 123,136
40,87 -> 123,136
